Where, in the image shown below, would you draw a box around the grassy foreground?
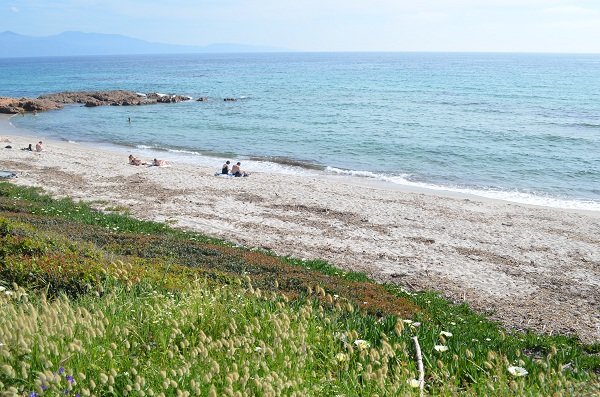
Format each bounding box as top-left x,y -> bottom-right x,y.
0,182 -> 598,396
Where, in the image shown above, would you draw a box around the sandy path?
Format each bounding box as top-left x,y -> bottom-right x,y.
2,116 -> 599,343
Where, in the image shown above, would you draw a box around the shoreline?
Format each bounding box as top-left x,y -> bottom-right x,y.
6,114 -> 600,216
1,113 -> 599,343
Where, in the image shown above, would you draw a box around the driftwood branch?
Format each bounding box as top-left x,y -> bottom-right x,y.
412,336 -> 425,396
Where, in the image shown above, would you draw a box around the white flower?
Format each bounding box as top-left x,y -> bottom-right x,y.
335,353 -> 348,363
485,338 -> 491,341
254,347 -> 262,352
402,319 -> 413,324
450,322 -> 456,325
407,379 -> 421,388
507,366 -> 528,377
353,339 -> 370,350
412,322 -> 421,327
0,286 -> 5,292
434,345 -> 449,352
440,331 -> 453,337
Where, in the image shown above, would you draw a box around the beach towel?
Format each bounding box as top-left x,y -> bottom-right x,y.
0,171 -> 17,179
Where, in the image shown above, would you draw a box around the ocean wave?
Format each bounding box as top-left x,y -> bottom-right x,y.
249,155 -> 324,170
547,122 -> 600,129
325,167 -> 600,212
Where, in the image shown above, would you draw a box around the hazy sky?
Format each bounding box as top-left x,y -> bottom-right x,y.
4,0 -> 600,52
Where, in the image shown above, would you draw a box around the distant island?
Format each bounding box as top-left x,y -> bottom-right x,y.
0,31 -> 290,58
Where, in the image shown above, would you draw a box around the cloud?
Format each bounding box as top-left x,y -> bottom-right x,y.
544,5 -> 596,16
10,6 -> 19,13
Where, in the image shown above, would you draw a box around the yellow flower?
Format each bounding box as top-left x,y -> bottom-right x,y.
335,353 -> 348,363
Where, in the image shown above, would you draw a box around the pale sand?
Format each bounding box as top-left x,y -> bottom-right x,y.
1,114 -> 599,343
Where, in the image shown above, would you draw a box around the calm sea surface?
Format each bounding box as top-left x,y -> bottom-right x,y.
1,53 -> 599,210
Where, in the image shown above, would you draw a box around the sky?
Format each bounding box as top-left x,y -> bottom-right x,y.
3,0 -> 600,53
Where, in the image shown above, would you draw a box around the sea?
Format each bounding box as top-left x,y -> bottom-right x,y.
1,52 -> 599,211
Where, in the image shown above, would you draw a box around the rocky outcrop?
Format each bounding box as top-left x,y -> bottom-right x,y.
0,90 -> 191,114
0,97 -> 63,114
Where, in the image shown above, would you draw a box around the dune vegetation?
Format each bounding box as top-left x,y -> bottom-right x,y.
0,182 -> 598,396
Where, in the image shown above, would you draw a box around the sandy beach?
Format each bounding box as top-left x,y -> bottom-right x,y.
1,114 -> 599,343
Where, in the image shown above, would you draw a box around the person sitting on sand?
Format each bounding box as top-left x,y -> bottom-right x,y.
221,160 -> 231,174
35,141 -> 43,152
231,161 -> 250,177
21,144 -> 33,151
152,158 -> 168,166
128,154 -> 146,166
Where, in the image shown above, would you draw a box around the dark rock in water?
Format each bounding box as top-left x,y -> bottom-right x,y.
224,97 -> 237,102
197,97 -> 209,102
0,90 -> 192,114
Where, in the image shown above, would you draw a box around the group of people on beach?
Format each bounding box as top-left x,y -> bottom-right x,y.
21,141 -> 43,152
128,154 -> 167,167
221,160 -> 250,177
126,154 -> 250,177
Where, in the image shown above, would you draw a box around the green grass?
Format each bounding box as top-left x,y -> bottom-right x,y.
0,182 -> 598,396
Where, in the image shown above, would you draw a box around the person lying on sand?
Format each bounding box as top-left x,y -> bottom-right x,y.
21,144 -> 33,151
128,154 -> 146,166
231,161 -> 250,177
152,158 -> 168,166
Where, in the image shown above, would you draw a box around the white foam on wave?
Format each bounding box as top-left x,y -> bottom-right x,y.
326,166 -> 600,212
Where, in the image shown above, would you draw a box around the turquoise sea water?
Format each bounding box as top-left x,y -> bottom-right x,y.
1,53 -> 599,210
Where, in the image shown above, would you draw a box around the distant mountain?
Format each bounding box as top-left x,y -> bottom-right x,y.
0,31 -> 288,58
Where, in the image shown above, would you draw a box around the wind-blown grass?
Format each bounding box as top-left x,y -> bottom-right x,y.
0,182 -> 598,396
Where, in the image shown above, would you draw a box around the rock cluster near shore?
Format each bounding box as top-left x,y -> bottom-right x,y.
0,90 -> 191,114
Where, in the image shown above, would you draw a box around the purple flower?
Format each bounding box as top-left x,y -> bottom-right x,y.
41,385 -> 48,391
66,374 -> 75,384
29,392 -> 38,397
64,389 -> 69,395
58,367 -> 65,375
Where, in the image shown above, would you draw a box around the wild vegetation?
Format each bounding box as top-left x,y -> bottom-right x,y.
0,182 -> 598,396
